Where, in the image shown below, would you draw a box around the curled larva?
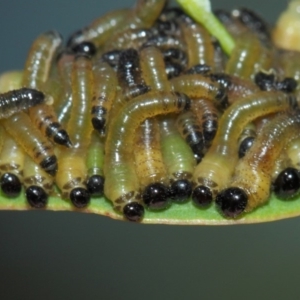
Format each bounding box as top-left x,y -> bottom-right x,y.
216,111 -> 300,218
104,91 -> 191,222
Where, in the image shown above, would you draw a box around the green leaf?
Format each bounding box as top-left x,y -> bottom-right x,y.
1,191 -> 300,225
176,0 -> 235,55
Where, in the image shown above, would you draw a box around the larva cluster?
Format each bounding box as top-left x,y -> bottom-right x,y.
1,0 -> 300,223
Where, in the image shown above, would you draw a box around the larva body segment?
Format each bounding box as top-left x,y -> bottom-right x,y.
131,0 -> 167,29
54,51 -> 74,125
225,33 -> 273,80
28,103 -> 72,148
176,110 -> 205,163
179,16 -> 215,69
0,130 -> 24,197
91,61 -> 118,136
67,9 -> 130,48
191,98 -> 219,145
117,48 -> 149,100
23,31 -> 62,91
139,46 -> 171,92
101,28 -> 152,54
68,54 -> 94,149
0,71 -> 23,93
286,137 -> 300,169
1,111 -> 57,176
0,88 -> 45,119
170,74 -> 227,107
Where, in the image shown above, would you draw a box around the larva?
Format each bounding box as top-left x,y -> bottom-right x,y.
216,111 -> 300,217
91,61 -> 118,136
23,31 -> 72,147
104,91 -> 191,221
160,116 -> 195,202
86,131 -> 105,197
1,111 -> 57,176
23,154 -> 54,209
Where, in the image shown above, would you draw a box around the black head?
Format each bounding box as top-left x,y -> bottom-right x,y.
273,167 -> 300,199
254,71 -> 276,91
123,202 -> 145,222
25,186 -> 48,209
70,188 -> 90,208
86,175 -> 105,196
216,187 -> 248,218
142,182 -> 170,210
71,41 -> 97,57
0,173 -> 22,197
169,179 -> 193,203
238,136 -> 255,158
192,185 -> 213,207
276,77 -> 298,93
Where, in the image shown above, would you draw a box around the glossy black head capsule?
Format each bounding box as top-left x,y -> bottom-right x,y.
209,73 -> 231,89
165,62 -> 183,79
123,202 -> 145,222
238,136 -> 255,158
101,49 -> 122,68
273,167 -> 300,199
142,182 -> 170,210
86,175 -> 105,196
216,187 -> 248,218
254,71 -> 276,91
25,186 -> 48,208
169,179 -> 193,203
0,173 -> 22,197
276,78 -> 298,93
71,41 -> 97,57
70,188 -> 90,208
192,185 -> 213,207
